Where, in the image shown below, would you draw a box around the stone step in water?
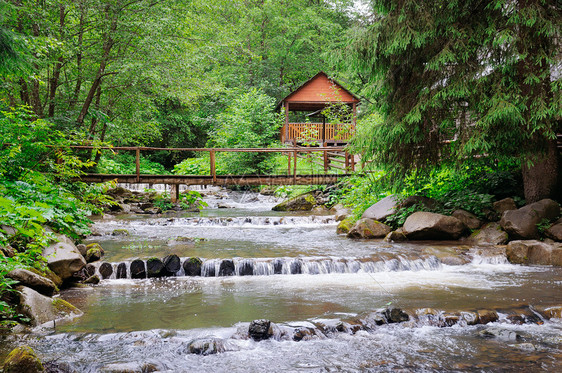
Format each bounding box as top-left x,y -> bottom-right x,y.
94,254 -> 446,279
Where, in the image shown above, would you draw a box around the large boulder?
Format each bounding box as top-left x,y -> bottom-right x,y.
545,218 -> 562,242
402,212 -> 467,240
469,223 -> 509,246
7,269 -> 57,296
2,346 -> 44,373
452,210 -> 482,230
361,195 -> 398,222
272,192 -> 317,212
500,199 -> 560,239
493,198 -> 517,215
85,243 -> 104,263
347,218 -> 391,239
16,286 -> 82,326
506,240 -> 562,266
42,235 -> 86,280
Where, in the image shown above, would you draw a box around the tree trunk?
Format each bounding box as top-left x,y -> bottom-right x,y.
522,138 -> 559,203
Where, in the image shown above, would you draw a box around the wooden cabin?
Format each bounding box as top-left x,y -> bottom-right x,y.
277,72 -> 360,145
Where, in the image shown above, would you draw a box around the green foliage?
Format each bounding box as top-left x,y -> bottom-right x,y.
179,190 -> 208,210
210,89 -> 282,174
173,155 -> 227,176
96,153 -> 167,175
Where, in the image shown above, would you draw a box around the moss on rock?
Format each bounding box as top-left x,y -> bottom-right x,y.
2,345 -> 44,373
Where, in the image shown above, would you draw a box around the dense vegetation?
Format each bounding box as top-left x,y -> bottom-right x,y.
0,0 -> 560,325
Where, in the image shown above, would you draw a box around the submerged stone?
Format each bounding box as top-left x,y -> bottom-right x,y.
273,259 -> 283,274
146,258 -> 165,278
239,261 -> 254,276
249,319 -> 272,341
187,338 -> 225,355
116,263 -> 128,279
290,260 -> 302,274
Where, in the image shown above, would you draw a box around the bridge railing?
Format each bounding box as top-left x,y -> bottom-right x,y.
64,145 -> 356,187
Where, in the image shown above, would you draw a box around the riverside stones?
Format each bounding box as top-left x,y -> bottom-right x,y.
336,218 -> 353,234
330,203 -> 351,221
42,234 -> 87,280
7,269 -> 56,296
493,198 -> 517,215
347,218 -> 391,239
249,319 -> 272,341
361,195 -> 398,222
403,212 -> 466,240
500,198 -> 560,239
545,218 -> 562,242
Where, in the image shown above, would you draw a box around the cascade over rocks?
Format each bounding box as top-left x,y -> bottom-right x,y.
187,338 -> 225,355
7,269 -> 56,296
347,218 -> 391,239
361,195 -> 398,222
402,212 -> 467,240
116,263 -> 128,279
42,234 -> 86,280
499,199 -> 560,239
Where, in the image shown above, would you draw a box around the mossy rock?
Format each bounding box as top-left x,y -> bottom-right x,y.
112,229 -> 130,236
51,298 -> 80,315
2,345 -> 44,373
272,192 -> 317,212
85,246 -> 104,263
28,267 -> 62,290
336,218 -> 354,235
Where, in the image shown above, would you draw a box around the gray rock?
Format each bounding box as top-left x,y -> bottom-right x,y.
347,218 -> 391,239
545,218 -> 562,242
361,195 -> 398,222
336,218 -> 354,234
479,327 -> 521,341
76,243 -> 87,257
7,269 -> 56,296
506,240 -> 562,265
403,212 -> 467,240
16,286 -> 82,326
500,199 -> 560,239
111,229 -> 129,236
99,262 -> 113,279
330,203 -> 351,221
493,198 -> 517,214
469,223 -> 509,245
452,209 -> 482,230
42,234 -> 87,280
249,319 -> 272,341
1,244 -> 16,257
187,338 -> 225,355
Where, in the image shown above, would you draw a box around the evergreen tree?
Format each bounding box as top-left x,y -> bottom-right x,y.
347,0 -> 561,202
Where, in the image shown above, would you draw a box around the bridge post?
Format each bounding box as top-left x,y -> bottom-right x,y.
210,149 -> 216,184
135,147 -> 140,182
287,152 -> 291,175
293,148 -> 297,184
170,184 -> 179,203
323,142 -> 329,171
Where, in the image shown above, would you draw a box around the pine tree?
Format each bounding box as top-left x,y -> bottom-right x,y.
348,0 -> 561,202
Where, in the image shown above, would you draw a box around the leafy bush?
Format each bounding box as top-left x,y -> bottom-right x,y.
96,153 -> 167,175
209,88 -> 281,174
173,155 -> 227,176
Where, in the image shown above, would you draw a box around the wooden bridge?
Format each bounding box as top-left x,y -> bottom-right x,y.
70,146 -> 356,202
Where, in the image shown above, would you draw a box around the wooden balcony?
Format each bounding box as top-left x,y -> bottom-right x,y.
281,122 -> 355,144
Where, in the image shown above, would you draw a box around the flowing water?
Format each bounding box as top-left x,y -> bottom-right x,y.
7,188 -> 562,372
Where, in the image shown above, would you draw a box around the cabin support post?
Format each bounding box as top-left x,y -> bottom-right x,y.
293,148 -> 297,184
135,147 -> 140,182
323,142 -> 329,171
284,104 -> 289,143
345,150 -> 350,172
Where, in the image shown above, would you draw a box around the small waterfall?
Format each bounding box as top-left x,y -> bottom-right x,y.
96,255 -> 443,280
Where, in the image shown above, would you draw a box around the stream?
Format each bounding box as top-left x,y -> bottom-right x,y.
9,189 -> 562,371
